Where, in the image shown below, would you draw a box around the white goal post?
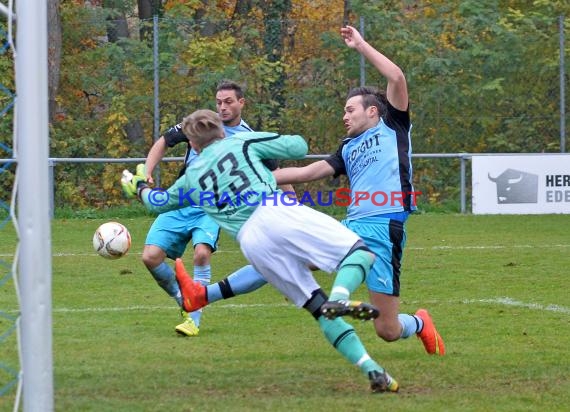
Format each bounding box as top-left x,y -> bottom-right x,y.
8,0 -> 54,411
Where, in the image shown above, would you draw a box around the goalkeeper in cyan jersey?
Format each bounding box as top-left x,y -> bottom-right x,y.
123,109 -> 399,393
140,80 -> 276,337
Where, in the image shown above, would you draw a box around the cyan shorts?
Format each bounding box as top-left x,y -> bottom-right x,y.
145,207 -> 220,260
343,216 -> 406,296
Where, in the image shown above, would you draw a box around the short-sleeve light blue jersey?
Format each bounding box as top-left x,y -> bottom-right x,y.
224,119 -> 253,137
326,102 -> 416,221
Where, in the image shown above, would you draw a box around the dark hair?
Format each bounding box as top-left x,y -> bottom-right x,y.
346,86 -> 387,117
216,80 -> 245,100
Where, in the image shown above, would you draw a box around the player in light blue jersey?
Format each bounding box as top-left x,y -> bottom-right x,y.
123,109 -> 399,392
141,80 -> 272,337
272,25 -> 446,358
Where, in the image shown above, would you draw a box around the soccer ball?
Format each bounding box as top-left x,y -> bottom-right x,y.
92,222 -> 131,260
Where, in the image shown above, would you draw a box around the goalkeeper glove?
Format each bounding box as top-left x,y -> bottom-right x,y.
121,164 -> 149,199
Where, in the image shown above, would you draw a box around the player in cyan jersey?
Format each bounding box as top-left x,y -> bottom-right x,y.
123,109 -> 399,393
141,80 -> 272,336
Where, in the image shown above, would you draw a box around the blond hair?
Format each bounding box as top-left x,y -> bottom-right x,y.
181,109 -> 224,149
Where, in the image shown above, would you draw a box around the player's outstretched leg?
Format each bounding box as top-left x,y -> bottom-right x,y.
305,289 -> 398,393
317,312 -> 397,393
205,265 -> 268,304
175,258 -> 208,312
415,309 -> 446,355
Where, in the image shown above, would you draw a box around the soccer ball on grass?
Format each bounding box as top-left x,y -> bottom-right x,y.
92,222 -> 131,260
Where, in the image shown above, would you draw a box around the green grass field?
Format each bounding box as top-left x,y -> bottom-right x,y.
1,213 -> 569,411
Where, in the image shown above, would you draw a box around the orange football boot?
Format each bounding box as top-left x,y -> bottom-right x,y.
175,258 -> 208,312
416,309 -> 446,355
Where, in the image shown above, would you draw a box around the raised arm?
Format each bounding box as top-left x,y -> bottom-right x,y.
273,160 -> 335,185
144,136 -> 168,184
341,25 -> 408,111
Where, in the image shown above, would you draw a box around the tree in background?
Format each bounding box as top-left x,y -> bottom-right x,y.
48,0 -> 62,123
12,0 -> 568,210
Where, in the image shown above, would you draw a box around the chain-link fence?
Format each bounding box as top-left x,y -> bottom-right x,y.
0,24 -> 18,399
1,8 -> 568,211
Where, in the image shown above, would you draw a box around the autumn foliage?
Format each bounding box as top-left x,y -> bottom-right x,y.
0,1 -> 568,211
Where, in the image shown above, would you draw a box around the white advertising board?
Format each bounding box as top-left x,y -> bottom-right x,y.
472,154 -> 570,214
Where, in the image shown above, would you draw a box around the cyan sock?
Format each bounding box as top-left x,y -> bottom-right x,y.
206,265 -> 267,303
149,262 -> 181,306
318,316 -> 383,375
188,265 -> 211,327
329,250 -> 374,301
399,313 -> 423,338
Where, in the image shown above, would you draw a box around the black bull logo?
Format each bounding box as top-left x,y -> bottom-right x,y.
488,169 -> 538,204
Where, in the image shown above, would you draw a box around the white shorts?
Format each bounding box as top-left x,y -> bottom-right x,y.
236,202 -> 361,307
